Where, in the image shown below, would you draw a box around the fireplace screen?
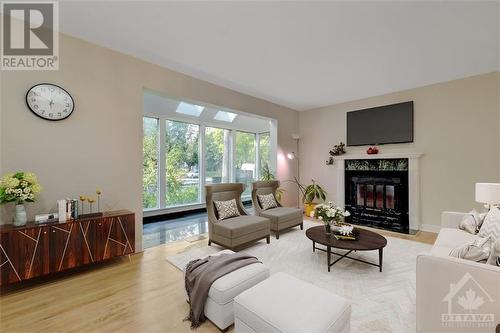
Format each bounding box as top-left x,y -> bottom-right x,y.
345,162 -> 409,233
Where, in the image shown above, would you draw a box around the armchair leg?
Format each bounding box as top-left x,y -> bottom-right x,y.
208,240 -> 211,246
276,231 -> 280,239
266,235 -> 270,244
300,223 -> 304,230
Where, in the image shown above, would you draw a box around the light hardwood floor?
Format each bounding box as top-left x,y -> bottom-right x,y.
0,227 -> 437,333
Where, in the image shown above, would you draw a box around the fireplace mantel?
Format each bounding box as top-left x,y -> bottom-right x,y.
333,152 -> 423,160
334,152 -> 423,232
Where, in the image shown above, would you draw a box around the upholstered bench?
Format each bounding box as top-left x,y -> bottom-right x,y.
184,250 -> 270,330
234,272 -> 351,333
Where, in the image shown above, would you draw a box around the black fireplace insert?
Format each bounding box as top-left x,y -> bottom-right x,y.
344,159 -> 409,234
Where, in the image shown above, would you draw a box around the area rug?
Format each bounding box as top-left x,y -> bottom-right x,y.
166,219 -> 431,333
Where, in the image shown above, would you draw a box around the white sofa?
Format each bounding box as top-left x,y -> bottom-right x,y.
416,212 -> 500,333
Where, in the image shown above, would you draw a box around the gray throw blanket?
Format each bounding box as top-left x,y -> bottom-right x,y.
184,252 -> 260,328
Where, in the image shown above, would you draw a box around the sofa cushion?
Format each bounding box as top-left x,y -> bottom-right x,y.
213,215 -> 270,238
449,237 -> 492,262
261,207 -> 303,223
234,272 -> 351,333
459,210 -> 483,234
431,228 -> 479,256
478,207 -> 500,242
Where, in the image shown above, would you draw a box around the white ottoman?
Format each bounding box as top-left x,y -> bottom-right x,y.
234,272 -> 351,333
184,250 -> 270,330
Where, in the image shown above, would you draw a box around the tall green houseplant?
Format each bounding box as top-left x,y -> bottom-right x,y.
260,164 -> 284,202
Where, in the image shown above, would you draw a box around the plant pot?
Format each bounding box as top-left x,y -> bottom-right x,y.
13,204 -> 27,227
303,202 -> 317,217
324,223 -> 331,235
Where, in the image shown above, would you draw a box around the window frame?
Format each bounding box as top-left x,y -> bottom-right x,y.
143,108 -> 277,215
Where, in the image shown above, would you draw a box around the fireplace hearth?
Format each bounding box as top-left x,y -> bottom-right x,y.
344,159 -> 409,234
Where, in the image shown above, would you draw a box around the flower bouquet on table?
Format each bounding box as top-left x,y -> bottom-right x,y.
311,202 -> 355,240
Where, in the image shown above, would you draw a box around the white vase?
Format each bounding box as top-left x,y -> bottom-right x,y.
13,204 -> 27,226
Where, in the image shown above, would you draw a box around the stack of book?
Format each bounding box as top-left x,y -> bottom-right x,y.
57,199 -> 79,222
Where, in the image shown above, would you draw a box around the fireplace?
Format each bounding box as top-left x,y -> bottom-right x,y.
344,159 -> 409,234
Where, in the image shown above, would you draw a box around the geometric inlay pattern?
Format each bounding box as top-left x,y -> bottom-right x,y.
53,224 -> 73,271
18,229 -> 42,278
0,243 -> 21,281
79,221 -> 94,262
104,217 -> 133,257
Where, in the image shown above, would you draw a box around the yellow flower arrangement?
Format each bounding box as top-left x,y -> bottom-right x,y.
0,172 -> 42,204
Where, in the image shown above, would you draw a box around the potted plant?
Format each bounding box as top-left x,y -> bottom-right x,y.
311,202 -> 350,234
0,172 -> 42,226
293,178 -> 327,216
260,163 -> 285,202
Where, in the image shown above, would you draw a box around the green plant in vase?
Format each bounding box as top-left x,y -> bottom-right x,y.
0,172 -> 42,226
293,179 -> 327,216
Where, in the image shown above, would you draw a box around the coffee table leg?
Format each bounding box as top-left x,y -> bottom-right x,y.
327,246 -> 331,272
312,241 -> 315,252
379,248 -> 383,272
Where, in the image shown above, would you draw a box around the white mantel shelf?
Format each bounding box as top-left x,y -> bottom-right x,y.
334,151 -> 423,232
333,152 -> 423,160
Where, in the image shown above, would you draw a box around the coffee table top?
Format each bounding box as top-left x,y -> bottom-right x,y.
306,226 -> 387,251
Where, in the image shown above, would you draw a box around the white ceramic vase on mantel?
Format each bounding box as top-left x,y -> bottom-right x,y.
13,203 -> 28,226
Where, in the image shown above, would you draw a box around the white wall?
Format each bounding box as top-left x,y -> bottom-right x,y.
299,72 -> 500,230
0,33 -> 300,251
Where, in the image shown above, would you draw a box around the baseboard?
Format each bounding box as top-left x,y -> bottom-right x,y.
420,224 -> 441,233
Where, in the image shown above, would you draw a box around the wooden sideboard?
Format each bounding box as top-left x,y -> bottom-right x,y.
0,210 -> 135,286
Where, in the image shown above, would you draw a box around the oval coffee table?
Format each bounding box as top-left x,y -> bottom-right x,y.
306,226 -> 387,272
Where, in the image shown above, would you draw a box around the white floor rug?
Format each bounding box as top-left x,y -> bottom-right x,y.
166,219 -> 431,333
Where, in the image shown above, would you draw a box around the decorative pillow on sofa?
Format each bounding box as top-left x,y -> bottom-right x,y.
459,210 -> 484,234
478,207 -> 500,242
486,238 -> 500,266
214,199 -> 240,221
258,193 -> 278,211
449,237 -> 492,262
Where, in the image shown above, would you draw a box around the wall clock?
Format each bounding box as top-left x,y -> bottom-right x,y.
26,83 -> 75,121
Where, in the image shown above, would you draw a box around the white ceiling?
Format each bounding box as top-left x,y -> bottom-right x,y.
58,1 -> 499,111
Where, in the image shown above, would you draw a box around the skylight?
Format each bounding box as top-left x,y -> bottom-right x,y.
214,111 -> 237,122
176,102 -> 204,117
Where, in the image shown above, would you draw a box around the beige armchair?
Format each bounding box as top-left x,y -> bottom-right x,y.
205,183 -> 271,250
252,181 -> 303,239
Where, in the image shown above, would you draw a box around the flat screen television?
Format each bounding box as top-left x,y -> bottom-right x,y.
347,101 -> 414,146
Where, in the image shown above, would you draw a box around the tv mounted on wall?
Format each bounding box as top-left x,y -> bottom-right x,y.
347,101 -> 414,146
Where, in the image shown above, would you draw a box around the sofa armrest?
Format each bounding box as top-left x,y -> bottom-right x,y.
416,253 -> 500,332
441,211 -> 467,229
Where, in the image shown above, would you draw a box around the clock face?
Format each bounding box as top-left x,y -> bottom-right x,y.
26,84 -> 74,121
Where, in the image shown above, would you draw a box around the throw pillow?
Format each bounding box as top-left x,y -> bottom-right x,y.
486,238 -> 500,266
258,193 -> 278,210
214,199 -> 240,221
450,237 -> 492,262
459,210 -> 482,234
478,207 -> 500,242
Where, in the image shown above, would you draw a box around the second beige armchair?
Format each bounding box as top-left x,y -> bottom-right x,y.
252,181 -> 304,239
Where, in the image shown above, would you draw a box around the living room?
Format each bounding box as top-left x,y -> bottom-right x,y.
0,1 -> 499,333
